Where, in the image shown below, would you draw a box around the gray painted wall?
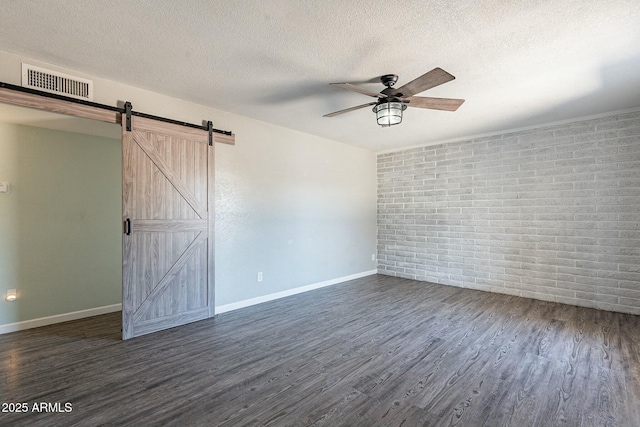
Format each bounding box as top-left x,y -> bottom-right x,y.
215,124 -> 377,306
378,111 -> 640,315
0,122 -> 122,325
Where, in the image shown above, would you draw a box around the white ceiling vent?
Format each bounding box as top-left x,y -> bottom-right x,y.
21,63 -> 93,101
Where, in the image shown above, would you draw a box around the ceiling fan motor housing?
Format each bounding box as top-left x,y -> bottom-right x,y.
381,74 -> 398,87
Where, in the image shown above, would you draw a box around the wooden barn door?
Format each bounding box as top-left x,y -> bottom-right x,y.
122,116 -> 214,339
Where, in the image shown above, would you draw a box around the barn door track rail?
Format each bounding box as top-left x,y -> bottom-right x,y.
0,81 -> 235,145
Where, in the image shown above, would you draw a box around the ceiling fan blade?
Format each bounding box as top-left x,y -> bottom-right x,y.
329,83 -> 387,98
394,68 -> 455,97
405,96 -> 465,111
323,102 -> 378,117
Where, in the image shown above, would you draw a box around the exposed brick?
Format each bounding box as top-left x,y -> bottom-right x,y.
378,111 -> 640,314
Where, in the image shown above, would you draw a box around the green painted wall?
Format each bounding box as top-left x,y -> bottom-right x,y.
0,122 -> 121,325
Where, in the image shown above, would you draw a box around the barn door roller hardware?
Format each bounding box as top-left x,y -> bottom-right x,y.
124,101 -> 132,131
122,100 -> 232,141
207,121 -> 213,146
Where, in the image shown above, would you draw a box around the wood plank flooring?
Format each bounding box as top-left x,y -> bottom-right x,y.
1,274 -> 639,426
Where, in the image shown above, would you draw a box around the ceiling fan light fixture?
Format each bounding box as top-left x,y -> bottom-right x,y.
374,100 -> 406,127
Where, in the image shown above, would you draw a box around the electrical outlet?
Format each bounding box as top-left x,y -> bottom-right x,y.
372,254 -> 376,261
257,272 -> 263,282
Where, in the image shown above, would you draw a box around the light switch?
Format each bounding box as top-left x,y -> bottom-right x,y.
0,182 -> 9,194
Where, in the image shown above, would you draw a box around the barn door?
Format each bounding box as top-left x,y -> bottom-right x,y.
122,116 -> 214,339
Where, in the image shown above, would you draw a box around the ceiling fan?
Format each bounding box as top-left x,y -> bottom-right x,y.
323,67 -> 464,127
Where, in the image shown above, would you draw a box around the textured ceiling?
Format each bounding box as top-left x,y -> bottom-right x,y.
0,0 -> 639,151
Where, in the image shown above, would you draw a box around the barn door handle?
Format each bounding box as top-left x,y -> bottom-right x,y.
124,218 -> 131,235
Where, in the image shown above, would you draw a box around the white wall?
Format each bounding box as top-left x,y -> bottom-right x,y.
0,50 -> 377,326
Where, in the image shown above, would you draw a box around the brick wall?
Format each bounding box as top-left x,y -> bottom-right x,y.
377,111 -> 640,314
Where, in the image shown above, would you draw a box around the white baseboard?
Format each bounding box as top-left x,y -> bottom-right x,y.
215,270 -> 378,315
0,270 -> 380,333
0,303 -> 122,335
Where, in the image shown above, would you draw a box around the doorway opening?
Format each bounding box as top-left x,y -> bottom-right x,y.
0,102 -> 122,334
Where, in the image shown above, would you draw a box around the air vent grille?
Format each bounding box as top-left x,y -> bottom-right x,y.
21,64 -> 93,101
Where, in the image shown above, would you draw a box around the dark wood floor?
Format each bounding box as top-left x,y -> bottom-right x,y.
1,274 -> 639,426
